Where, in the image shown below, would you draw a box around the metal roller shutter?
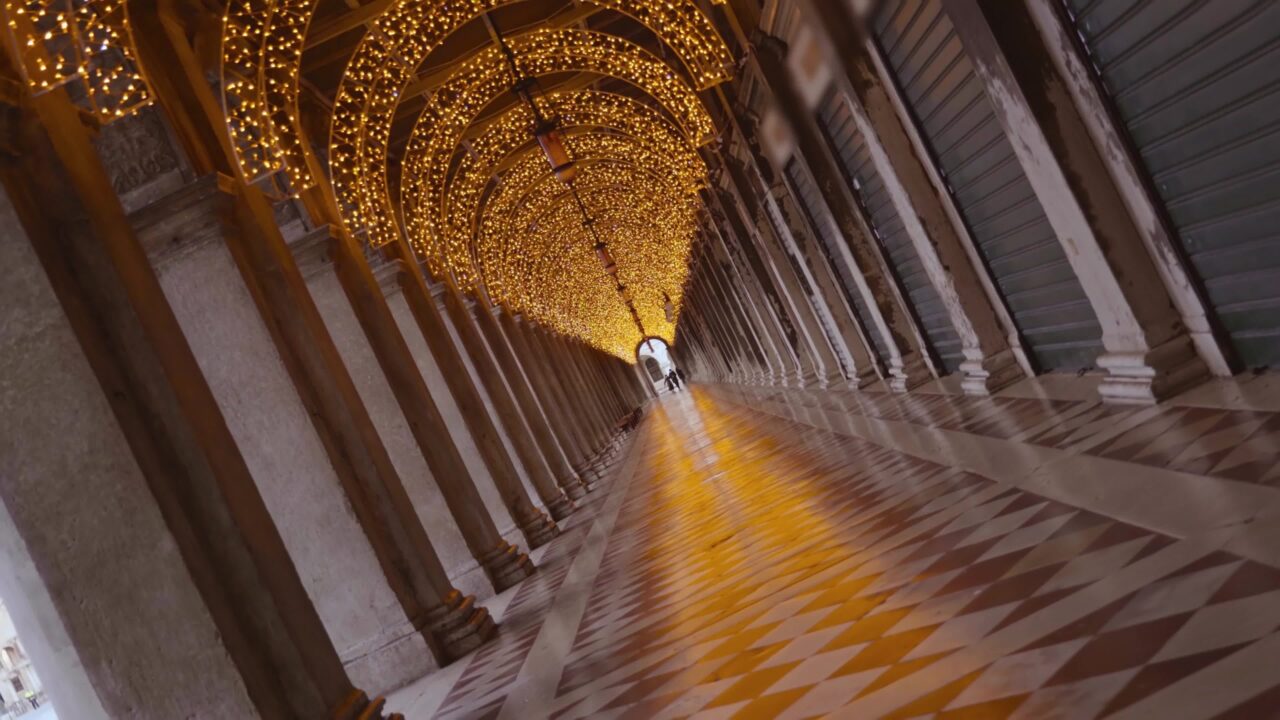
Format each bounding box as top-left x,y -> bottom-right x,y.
817,92 -> 965,372
1064,0 -> 1280,368
785,158 -> 895,369
874,0 -> 1104,371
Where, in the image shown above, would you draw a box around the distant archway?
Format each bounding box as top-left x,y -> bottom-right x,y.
636,337 -> 676,394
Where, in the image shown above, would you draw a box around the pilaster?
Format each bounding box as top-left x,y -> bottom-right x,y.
471,299 -> 590,500
801,0 -> 1028,396
439,285 -> 576,520
290,227 -> 495,661
751,32 -> 938,391
944,0 -> 1213,403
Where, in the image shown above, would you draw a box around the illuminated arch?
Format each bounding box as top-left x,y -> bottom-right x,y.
396,28 -> 715,256
219,0 -> 731,189
423,89 -> 707,280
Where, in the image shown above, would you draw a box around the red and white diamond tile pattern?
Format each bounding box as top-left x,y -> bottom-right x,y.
433,391 -> 1280,718
755,386 -> 1280,488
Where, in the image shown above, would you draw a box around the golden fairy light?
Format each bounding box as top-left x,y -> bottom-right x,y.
3,0 -> 151,121
205,0 -> 735,357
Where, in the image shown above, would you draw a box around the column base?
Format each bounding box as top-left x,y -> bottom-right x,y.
518,511 -> 560,549
479,542 -> 536,592
847,367 -> 880,389
886,353 -> 933,393
959,348 -> 1024,396
815,369 -> 847,389
545,493 -> 576,521
1097,334 -> 1209,405
571,464 -> 600,491
561,474 -> 589,500
427,590 -> 496,662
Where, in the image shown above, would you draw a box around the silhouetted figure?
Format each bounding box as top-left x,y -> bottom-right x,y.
664,374 -> 676,392
675,367 -> 687,384
667,369 -> 682,391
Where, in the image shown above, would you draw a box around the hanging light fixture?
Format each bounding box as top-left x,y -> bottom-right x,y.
495,20 -> 577,186
663,291 -> 675,323
487,13 -> 642,339
595,241 -> 617,275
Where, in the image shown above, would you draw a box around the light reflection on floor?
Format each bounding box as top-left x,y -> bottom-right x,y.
393,387 -> 1280,719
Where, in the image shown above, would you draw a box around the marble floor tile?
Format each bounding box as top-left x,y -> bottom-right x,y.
387,387 -> 1280,718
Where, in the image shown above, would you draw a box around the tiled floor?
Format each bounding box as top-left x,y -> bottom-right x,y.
389,386 -> 1280,719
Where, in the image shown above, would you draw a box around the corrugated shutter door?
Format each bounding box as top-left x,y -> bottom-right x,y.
874,0 -> 1105,371
785,158 -> 895,368
817,92 -> 965,372
1065,0 -> 1280,368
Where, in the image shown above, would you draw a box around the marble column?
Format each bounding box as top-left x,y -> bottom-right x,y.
472,300 -> 589,500
439,284 -> 575,520
502,313 -> 598,484
944,0 -> 1211,404
546,331 -> 610,452
718,150 -> 844,387
702,242 -> 782,384
707,190 -> 805,384
0,119 -> 351,720
752,33 -> 935,390
390,249 -> 556,550
802,0 -> 1028,396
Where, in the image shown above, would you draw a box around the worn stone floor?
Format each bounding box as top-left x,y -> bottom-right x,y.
389,384 -> 1280,719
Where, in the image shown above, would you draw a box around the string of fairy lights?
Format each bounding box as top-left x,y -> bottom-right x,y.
3,0 -> 150,121
5,1 -> 736,359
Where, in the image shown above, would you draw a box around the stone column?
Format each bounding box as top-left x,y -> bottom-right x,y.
716,81 -> 881,388
719,149 -> 844,387
943,0 -> 1211,404
697,250 -> 774,383
131,0 -> 535,628
607,355 -> 646,405
369,267 -> 534,594
502,313 -> 598,483
685,302 -> 735,382
440,284 -> 575,519
704,222 -> 789,384
690,278 -> 751,383
292,228 -> 495,660
682,322 -> 721,382
802,0 -> 1028,395
546,331 -> 611,451
752,33 -> 935,390
132,177 -> 437,693
702,241 -> 782,384
707,190 -> 805,384
0,106 -> 359,719
576,344 -> 622,420
1023,0 -> 1230,378
389,247 -> 556,550
472,299 -> 589,500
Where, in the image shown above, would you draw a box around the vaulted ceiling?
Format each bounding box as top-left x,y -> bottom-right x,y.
219,0 -> 739,357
